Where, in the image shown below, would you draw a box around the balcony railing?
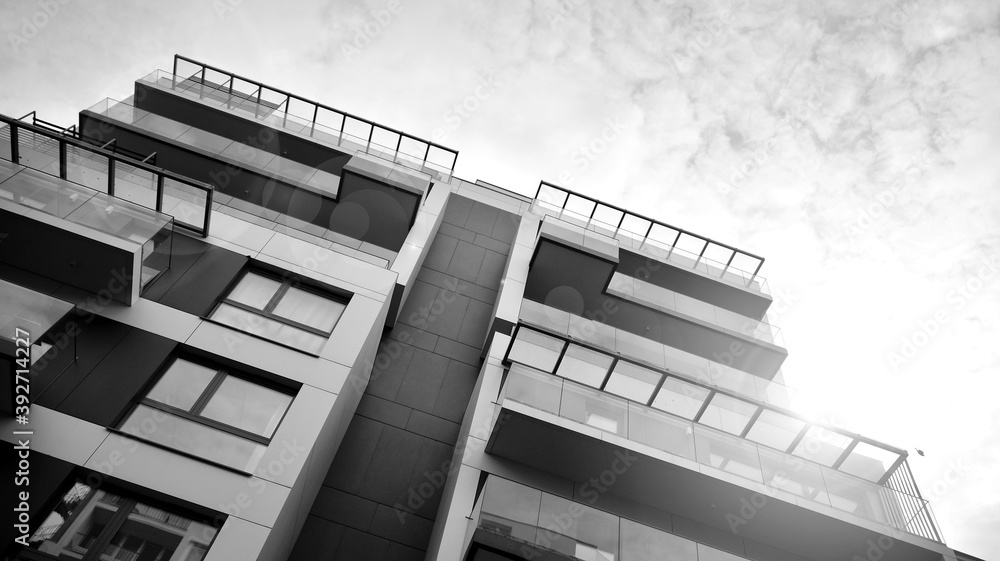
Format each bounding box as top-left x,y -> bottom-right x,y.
473,474 -> 754,560
0,112 -> 212,237
533,181 -> 768,295
518,300 -> 795,408
608,271 -> 784,347
152,55 -> 458,181
499,362 -> 942,543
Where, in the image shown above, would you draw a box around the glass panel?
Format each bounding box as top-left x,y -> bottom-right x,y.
99,500 -> 217,561
504,364 -> 563,415
0,123 -> 11,161
66,145 -> 110,192
561,382 -> 628,436
697,543 -> 747,561
698,393 -> 758,436
537,493 -> 618,561
0,167 -> 94,218
64,192 -> 170,244
17,129 -> 59,174
211,303 -> 325,353
620,518 -> 696,561
121,405 -> 266,471
272,286 -> 344,332
24,483 -> 111,556
651,376 -> 709,420
694,424 -> 764,483
820,467 -> 890,524
555,344 -> 613,388
792,426 -> 852,467
228,273 -> 282,310
614,330 -> 664,368
161,176 -> 208,231
840,441 -> 900,483
479,477 -> 541,544
508,328 -> 564,372
628,403 -> 696,460
744,409 -> 805,451
201,376 -> 292,437
758,447 -> 829,506
114,161 -> 157,209
146,358 -> 217,410
604,361 -> 661,403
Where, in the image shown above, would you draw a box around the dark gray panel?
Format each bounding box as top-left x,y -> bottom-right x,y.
56,328 -> 177,426
157,244 -> 248,316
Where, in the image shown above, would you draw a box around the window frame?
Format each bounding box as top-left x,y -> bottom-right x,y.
207,268 -> 349,355
9,478 -> 221,561
115,354 -> 296,471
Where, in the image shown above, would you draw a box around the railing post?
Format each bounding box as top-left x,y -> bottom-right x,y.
282,95 -> 289,127
10,125 -> 19,163
423,144 -> 430,168
666,231 -> 681,259
395,135 -> 402,163
199,67 -> 206,99
59,140 -> 67,179
720,252 -> 736,277
253,86 -> 262,119
747,259 -> 763,288
613,213 -> 625,237
107,158 -> 116,197
338,114 -> 345,146
366,127 -> 373,153
693,240 -> 709,267
155,174 -> 165,212
639,222 -> 654,250
310,105 -> 318,137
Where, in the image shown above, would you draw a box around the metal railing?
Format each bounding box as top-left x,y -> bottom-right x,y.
0,112 -> 212,237
169,55 -> 458,181
533,181 -> 768,294
500,364 -> 944,543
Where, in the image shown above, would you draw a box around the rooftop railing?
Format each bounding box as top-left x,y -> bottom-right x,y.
164,55 -> 458,181
533,181 -> 768,295
0,112 -> 212,237
500,362 -> 943,543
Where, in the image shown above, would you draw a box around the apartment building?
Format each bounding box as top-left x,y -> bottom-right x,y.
0,55 -> 983,561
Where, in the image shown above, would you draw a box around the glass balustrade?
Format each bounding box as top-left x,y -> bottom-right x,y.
474,475 -> 751,561
498,363 -> 940,542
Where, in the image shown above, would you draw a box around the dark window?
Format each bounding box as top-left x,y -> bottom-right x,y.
12,481 -> 217,561
208,270 -> 346,354
118,356 -> 294,472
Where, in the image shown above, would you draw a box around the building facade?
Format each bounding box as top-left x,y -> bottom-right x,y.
0,55 -> 982,561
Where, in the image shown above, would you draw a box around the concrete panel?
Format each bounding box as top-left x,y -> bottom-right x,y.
83,432 -> 291,528
204,516 -> 269,561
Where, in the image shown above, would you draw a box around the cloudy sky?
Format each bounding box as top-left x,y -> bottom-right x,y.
2,0 -> 998,557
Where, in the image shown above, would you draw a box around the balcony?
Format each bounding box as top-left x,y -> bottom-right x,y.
519,301 -> 792,403
132,54 -> 458,182
1,113 -> 212,237
488,359 -> 943,559
532,182 -> 771,320
607,272 -> 784,347
467,475 -> 752,561
0,142 -> 175,304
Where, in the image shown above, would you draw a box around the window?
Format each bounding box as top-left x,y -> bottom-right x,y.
209,270 -> 346,354
118,357 -> 294,472
12,481 -> 218,561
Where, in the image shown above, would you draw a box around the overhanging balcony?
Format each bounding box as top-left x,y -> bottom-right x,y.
532,182 -> 771,320
488,359 -> 941,561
